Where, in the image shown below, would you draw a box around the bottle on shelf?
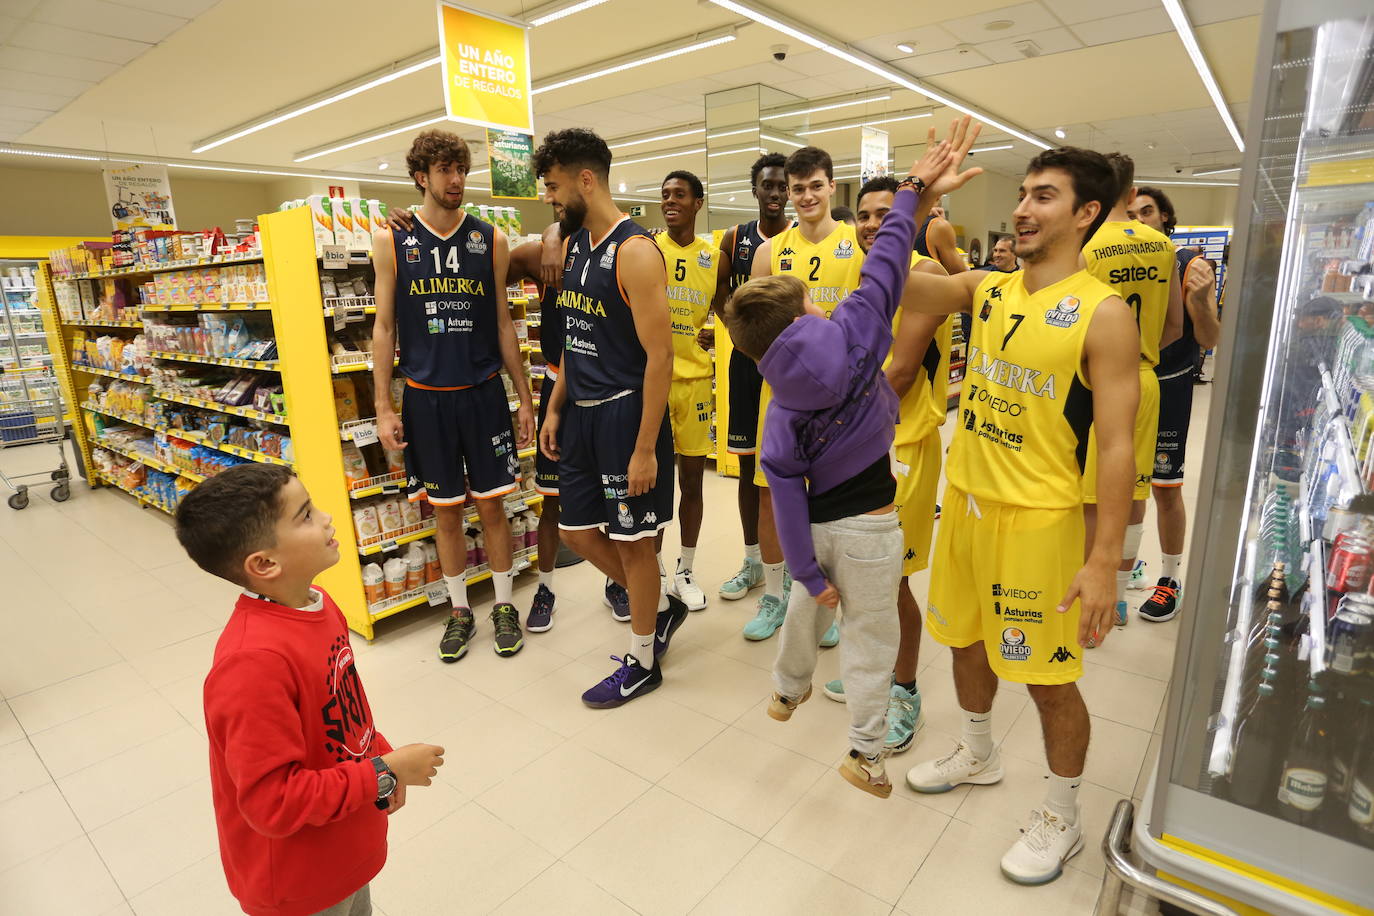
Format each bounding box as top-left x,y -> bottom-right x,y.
1347,697 -> 1374,848
1230,679 -> 1283,811
1276,682 -> 1333,827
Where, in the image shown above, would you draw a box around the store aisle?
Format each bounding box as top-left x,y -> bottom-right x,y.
0,385 -> 1211,915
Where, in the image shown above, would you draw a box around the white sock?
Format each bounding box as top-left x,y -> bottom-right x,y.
763,561 -> 785,600
1161,553 -> 1182,583
657,554 -> 667,577
744,543 -> 761,563
679,545 -> 696,573
961,708 -> 993,761
658,577 -> 670,612
444,575 -> 469,610
629,630 -> 655,667
539,568 -> 554,591
493,568 -> 514,605
1115,570 -> 1130,605
1045,772 -> 1081,824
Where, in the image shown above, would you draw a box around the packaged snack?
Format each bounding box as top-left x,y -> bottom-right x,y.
509,516 -> 525,556
399,496 -> 423,527
383,557 -> 407,597
352,505 -> 380,543
340,442 -> 368,487
331,377 -> 360,421
377,497 -> 404,537
422,541 -> 441,583
383,447 -> 406,476
404,545 -> 426,591
361,563 -> 385,606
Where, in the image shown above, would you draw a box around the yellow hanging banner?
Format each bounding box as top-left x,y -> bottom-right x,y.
436,1 -> 534,134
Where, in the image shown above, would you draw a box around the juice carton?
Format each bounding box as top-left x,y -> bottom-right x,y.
333,197 -> 354,248
305,195 -> 334,257
348,198 -> 370,249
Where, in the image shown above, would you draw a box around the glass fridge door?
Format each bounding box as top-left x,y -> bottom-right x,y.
1150,3 -> 1374,911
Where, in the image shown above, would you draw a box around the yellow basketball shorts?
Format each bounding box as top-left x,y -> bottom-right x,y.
894,430 -> 942,575
927,484 -> 1086,685
753,379 -> 773,488
1082,365 -> 1160,503
668,376 -> 714,458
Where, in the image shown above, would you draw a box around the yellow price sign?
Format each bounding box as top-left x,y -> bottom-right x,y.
436,1 -> 533,134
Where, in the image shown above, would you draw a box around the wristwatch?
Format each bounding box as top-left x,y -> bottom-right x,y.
371,757 -> 397,810
898,176 -> 927,195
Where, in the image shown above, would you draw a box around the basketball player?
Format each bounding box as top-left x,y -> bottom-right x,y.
898,147 -> 1140,884
1127,187 -> 1220,621
533,128 -> 688,708
374,129 -> 534,662
916,203 -> 969,277
1079,154 -> 1183,627
715,153 -> 789,604
746,144 -> 865,645
820,174 -> 951,756
655,169 -> 716,611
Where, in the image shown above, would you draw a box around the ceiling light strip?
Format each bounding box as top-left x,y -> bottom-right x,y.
193,49 -> 443,153
527,0 -> 612,27
1159,0 -> 1244,152
799,111 -> 933,136
1192,166 -> 1240,176
969,144 -> 1014,153
706,0 -> 1050,150
760,90 -> 891,120
613,146 -> 707,167
760,132 -> 804,149
609,127 -> 706,150
533,28 -> 737,95
294,112 -> 451,163
1135,176 -> 1239,187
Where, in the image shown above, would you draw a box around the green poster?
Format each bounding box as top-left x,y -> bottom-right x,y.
486,128 -> 538,199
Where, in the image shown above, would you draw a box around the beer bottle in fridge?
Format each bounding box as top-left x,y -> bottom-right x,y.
1348,698 -> 1374,848
1229,681 -> 1282,810
1277,684 -> 1332,827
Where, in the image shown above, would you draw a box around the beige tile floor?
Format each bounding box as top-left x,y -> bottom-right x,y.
0,387 -> 1211,915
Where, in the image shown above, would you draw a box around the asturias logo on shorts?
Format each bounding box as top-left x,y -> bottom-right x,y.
617,501 -> 633,528
999,627 -> 1032,661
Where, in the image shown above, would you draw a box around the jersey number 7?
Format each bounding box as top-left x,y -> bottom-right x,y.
1002,313 -> 1026,350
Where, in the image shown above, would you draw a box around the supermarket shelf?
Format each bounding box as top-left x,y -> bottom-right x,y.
66,318 -> 143,329
4,308 -> 40,316
140,302 -> 270,312
518,446 -> 536,460
82,402 -> 157,433
368,551 -> 536,622
155,389 -> 289,426
80,402 -> 294,468
323,296 -> 376,316
94,469 -> 175,515
3,285 -> 38,293
332,354 -> 396,374
359,524 -> 435,557
72,364 -> 151,383
56,253 -> 265,281
349,473 -> 407,500
97,438 -> 205,483
148,350 -> 280,371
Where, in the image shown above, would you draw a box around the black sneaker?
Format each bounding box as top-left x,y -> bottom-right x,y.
526,584 -> 555,633
491,603 -> 524,656
1139,578 -> 1181,623
439,609 -> 475,662
654,595 -> 689,659
603,579 -> 631,622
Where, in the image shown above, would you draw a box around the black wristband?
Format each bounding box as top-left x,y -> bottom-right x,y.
898,176 -> 926,195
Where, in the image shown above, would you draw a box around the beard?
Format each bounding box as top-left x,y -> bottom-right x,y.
558,195 -> 588,237
1014,227 -> 1056,264
429,185 -> 464,210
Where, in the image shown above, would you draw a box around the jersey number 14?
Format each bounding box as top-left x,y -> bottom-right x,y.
431,247 -> 462,274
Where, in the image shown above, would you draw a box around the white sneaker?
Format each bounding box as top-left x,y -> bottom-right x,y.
1000,806 -> 1084,885
1127,560 -> 1149,591
905,742 -> 1005,794
670,568 -> 708,611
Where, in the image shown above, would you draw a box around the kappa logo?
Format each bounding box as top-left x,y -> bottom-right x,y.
697,250 -> 712,269
834,238 -> 855,259
979,300 -> 992,321
641,511 -> 657,525
600,241 -> 618,270
465,230 -> 487,255
779,246 -> 796,256
1044,295 -> 1081,328
403,236 -> 419,247
406,248 -> 421,263
739,234 -> 753,247
999,627 -> 1032,661
1049,645 -> 1077,663
990,287 -> 1003,299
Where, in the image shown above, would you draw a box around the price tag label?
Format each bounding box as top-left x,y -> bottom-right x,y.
322,245 -> 348,270
333,307 -> 347,331
351,422 -> 379,447
426,584 -> 449,606
381,483 -> 400,494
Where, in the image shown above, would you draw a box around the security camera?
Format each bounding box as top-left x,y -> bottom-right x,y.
1173,165 -> 1183,174
771,43 -> 788,61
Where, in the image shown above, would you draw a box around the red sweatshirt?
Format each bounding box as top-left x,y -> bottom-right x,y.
203,588 -> 393,916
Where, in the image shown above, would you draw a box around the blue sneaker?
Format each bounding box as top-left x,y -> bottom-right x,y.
582,654 -> 662,708
719,558 -> 763,600
603,579 -> 631,622
654,595 -> 688,658
884,684 -> 923,753
526,584 -> 555,633
1114,599 -> 1128,628
823,679 -> 846,703
743,594 -> 785,641
819,621 -> 840,648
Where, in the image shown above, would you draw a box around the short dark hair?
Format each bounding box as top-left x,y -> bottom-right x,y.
175,463 -> 294,587
406,129 -> 471,193
785,146 -> 833,181
1105,152 -> 1135,203
662,169 -> 703,199
1134,186 -> 1178,235
1024,147 -> 1117,244
750,152 -> 786,188
723,275 -> 807,360
831,206 -> 855,224
533,128 -> 611,182
856,175 -> 899,210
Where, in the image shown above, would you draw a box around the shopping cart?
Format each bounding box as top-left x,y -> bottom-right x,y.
0,365 -> 71,509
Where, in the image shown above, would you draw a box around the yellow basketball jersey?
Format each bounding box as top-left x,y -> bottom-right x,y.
1083,220 -> 1174,367
655,233 -> 716,380
768,222 -> 864,317
888,252 -> 951,446
946,269 -> 1118,509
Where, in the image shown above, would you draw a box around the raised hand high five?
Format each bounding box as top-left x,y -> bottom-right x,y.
908,115 -> 985,197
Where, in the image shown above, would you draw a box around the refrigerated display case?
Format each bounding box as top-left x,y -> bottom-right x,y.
1126,4 -> 1374,914
0,259 -> 52,372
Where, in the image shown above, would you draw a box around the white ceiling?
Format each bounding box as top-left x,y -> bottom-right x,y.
1,0 -> 1261,198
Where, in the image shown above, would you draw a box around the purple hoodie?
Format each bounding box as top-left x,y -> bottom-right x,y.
758,187 -> 919,596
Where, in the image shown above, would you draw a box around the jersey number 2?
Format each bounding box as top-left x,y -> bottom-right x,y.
430,246 -> 461,274
808,256 -> 821,282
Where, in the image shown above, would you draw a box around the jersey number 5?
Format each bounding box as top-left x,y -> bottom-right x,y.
675,259 -> 686,282
430,246 -> 461,274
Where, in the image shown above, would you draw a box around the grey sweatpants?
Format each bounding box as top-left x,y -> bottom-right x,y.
311,884 -> 372,916
773,510 -> 902,756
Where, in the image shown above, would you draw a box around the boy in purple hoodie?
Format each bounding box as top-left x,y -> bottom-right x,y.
723,118 -> 982,796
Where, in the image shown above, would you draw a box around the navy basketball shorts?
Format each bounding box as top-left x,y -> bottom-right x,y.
534,371 -> 560,496
726,347 -> 763,456
1152,371 -> 1194,487
558,389 -> 674,541
402,375 -> 518,506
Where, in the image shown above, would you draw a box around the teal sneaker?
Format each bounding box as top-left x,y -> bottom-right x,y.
719,557 -> 763,601
823,679 -> 846,703
743,594 -> 786,641
819,620 -> 840,648
1127,560 -> 1149,591
884,684 -> 923,753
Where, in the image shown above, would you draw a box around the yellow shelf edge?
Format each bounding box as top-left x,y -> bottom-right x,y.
141,302 -> 270,312
55,253 -> 265,281
154,389 -> 289,426
148,350 -> 280,371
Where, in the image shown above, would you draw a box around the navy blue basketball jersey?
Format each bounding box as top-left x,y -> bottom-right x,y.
538,282 -> 563,372
730,220 -> 765,290
1157,246 -> 1202,378
392,214 -> 500,388
558,217 -> 661,401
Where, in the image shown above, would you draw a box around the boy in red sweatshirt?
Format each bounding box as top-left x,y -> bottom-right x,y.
177,463 -> 445,916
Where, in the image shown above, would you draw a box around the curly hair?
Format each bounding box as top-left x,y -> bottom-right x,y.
1134,186 -> 1178,235
406,129 -> 471,192
750,152 -> 786,188
785,146 -> 833,181
662,169 -> 703,199
533,128 -> 611,182
856,175 -> 898,210
1025,146 -> 1116,244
